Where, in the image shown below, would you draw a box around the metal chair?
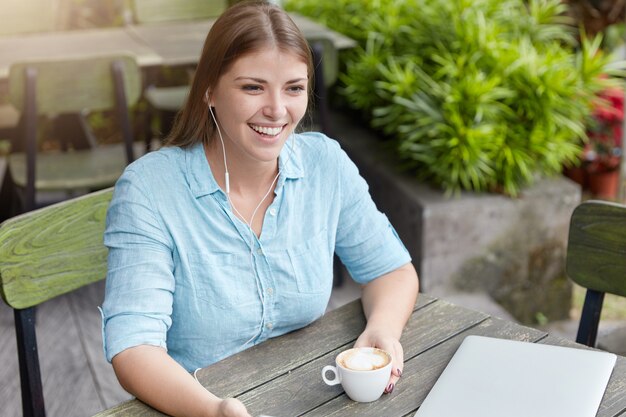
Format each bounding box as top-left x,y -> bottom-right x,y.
6,54 -> 143,213
566,200 -> 626,347
0,188 -> 112,417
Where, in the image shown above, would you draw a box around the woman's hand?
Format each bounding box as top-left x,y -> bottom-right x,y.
357,263 -> 419,395
216,398 -> 252,417
354,328 -> 404,394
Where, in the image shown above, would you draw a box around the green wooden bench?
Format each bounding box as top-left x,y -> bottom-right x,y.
7,54 -> 142,213
0,188 -> 112,417
566,200 -> 626,347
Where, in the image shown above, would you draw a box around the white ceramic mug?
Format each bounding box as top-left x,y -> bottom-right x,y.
321,347 -> 392,402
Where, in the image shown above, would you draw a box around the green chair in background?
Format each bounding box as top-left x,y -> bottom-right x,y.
7,54 -> 144,213
0,188 -> 112,417
566,200 -> 626,348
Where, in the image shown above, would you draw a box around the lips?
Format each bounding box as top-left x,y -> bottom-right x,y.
249,124 -> 284,136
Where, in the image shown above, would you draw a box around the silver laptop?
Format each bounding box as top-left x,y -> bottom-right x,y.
415,335 -> 617,417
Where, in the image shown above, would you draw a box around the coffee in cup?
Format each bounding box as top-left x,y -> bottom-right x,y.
322,347 -> 392,402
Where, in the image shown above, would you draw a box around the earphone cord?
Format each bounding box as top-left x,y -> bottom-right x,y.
208,105 -> 296,352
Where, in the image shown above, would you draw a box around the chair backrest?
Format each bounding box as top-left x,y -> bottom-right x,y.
0,188 -> 112,309
8,54 -> 142,116
308,36 -> 338,88
7,55 -> 140,213
130,0 -> 228,24
566,200 -> 626,347
0,188 -> 112,417
0,0 -> 59,36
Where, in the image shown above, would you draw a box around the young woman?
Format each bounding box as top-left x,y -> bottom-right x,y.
101,2 -> 419,416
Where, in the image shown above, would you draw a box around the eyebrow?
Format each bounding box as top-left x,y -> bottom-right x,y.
234,76 -> 307,84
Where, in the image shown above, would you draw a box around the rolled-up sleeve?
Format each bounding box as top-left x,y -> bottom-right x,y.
101,168 -> 175,362
333,144 -> 411,284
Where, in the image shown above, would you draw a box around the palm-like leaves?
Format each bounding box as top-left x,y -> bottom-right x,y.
285,0 -> 623,195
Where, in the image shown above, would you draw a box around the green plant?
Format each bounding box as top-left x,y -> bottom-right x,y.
285,0 -> 625,195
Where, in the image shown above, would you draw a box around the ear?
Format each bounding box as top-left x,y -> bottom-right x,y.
204,90 -> 213,106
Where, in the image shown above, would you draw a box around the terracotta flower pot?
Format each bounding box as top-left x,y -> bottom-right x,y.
588,169 -> 619,199
563,166 -> 588,189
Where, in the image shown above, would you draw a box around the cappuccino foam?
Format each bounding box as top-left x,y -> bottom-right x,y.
339,348 -> 389,371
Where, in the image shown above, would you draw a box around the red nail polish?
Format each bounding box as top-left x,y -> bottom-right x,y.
397,368 -> 402,377
387,383 -> 394,393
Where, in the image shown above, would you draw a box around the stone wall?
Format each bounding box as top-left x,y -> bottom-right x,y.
332,113 -> 581,323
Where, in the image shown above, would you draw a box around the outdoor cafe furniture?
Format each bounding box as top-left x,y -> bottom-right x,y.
92,295 -> 626,417
566,200 -> 626,349
6,54 -> 144,213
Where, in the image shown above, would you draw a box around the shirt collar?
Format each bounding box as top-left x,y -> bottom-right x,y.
186,134 -> 304,199
187,142 -> 220,198
279,133 -> 304,180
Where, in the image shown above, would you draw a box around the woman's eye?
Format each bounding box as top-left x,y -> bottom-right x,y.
242,85 -> 262,92
288,85 -> 306,93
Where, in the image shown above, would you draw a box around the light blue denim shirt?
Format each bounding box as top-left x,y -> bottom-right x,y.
102,132 -> 411,372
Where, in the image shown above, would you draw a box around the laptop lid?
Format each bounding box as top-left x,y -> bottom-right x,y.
415,335 -> 617,417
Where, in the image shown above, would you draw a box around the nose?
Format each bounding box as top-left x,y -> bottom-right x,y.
262,91 -> 287,120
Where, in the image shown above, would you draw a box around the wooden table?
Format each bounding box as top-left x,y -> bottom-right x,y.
0,27 -> 162,82
0,13 -> 355,83
93,295 -> 626,417
125,12 -> 357,68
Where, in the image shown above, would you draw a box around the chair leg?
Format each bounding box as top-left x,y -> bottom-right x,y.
576,289 -> 605,347
111,60 -> 135,164
333,254 -> 344,288
14,307 -> 46,417
23,67 -> 38,213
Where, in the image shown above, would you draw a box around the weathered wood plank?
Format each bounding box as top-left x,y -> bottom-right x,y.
304,317 -> 547,417
0,188 -> 112,309
538,335 -> 626,417
92,296 -> 436,416
67,280 -> 132,409
239,298 -> 489,417
0,301 -> 21,417
567,200 -> 626,297
38,295 -> 104,416
0,293 -> 105,417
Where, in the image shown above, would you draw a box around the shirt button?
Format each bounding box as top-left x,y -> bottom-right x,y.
257,248 -> 263,255
266,322 -> 273,330
266,288 -> 273,296
269,208 -> 277,216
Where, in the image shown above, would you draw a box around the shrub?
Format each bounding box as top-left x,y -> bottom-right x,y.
285,0 -> 624,195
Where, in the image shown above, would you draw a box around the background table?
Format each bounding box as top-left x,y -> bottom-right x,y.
125,12 -> 357,68
0,27 -> 161,82
0,13 -> 355,84
93,295 -> 626,417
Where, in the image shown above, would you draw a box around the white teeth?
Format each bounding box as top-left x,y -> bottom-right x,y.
251,125 -> 282,136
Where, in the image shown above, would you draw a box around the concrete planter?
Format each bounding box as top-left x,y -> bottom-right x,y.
333,113 -> 581,324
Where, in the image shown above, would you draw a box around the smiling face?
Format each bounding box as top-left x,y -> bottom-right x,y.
209,47 -> 309,168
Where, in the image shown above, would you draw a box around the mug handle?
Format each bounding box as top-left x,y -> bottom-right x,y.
322,365 -> 341,386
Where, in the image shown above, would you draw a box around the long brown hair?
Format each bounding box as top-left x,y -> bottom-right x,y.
165,1 -> 314,148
